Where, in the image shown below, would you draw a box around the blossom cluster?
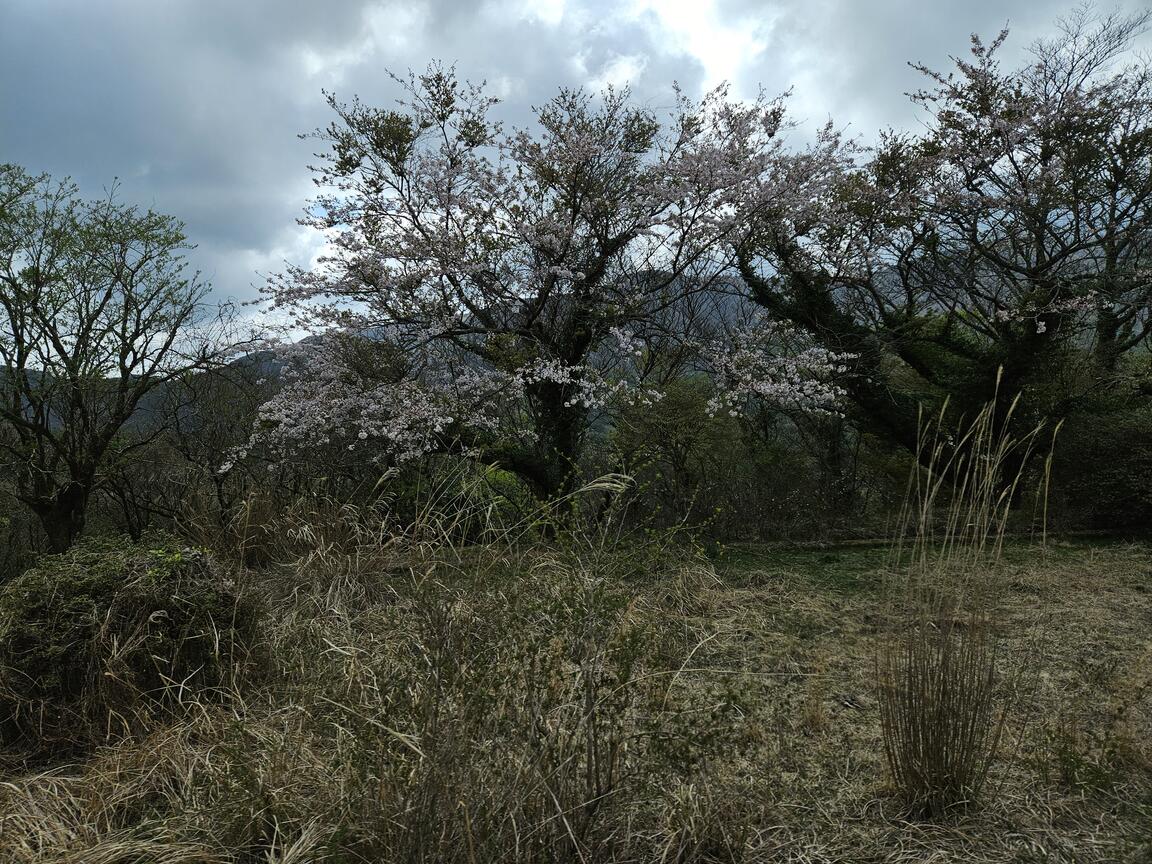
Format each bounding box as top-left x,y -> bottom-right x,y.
993,291 -> 1099,333
697,314 -> 851,417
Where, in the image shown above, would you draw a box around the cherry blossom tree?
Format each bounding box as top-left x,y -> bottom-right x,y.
735,6 -> 1152,444
259,67 -> 847,497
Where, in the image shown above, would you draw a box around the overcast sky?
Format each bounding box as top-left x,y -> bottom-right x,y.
3,0 -> 1149,309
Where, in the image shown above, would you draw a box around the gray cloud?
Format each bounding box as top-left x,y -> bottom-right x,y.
725,0 -> 1152,133
2,0 -> 1148,305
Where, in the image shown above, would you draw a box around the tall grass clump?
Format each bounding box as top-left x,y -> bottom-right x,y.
877,381 -> 1056,817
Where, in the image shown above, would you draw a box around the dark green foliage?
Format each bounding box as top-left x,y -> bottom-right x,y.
1050,388 -> 1152,531
0,533 -> 260,754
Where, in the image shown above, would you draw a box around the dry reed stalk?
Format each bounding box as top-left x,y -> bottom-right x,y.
878,375 -> 1056,817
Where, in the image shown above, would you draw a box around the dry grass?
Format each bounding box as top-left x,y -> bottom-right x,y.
0,500 -> 1149,862
876,392 -> 1052,818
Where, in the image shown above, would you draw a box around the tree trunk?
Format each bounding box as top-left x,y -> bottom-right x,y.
1094,306 -> 1123,376
532,384 -> 587,500
26,481 -> 91,553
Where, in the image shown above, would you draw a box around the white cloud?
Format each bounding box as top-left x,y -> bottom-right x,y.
509,0 -> 567,28
586,53 -> 647,90
627,0 -> 772,95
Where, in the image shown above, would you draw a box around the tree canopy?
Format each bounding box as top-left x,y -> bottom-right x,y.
0,165 -> 226,550
736,6 -> 1152,445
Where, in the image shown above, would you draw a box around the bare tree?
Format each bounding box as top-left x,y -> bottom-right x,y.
0,164 -> 229,551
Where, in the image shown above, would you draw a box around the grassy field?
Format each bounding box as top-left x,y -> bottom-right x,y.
709,540 -> 1152,860
1,534 -> 1149,863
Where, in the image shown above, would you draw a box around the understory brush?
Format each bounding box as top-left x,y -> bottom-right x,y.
0,482 -> 761,863
0,534 -> 260,758
1,472 -> 1150,862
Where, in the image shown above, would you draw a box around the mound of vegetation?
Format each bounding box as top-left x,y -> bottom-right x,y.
0,534 -> 260,755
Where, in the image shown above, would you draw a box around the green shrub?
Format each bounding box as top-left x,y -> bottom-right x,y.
0,533 -> 260,755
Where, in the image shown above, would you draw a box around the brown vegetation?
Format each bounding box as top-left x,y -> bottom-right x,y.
0,499 -> 1147,862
